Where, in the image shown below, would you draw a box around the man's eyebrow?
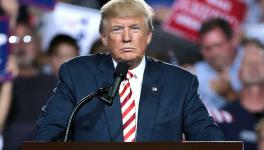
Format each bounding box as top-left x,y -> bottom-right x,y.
130,24 -> 140,27
111,25 -> 123,27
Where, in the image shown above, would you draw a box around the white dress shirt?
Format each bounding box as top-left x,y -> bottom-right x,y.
113,57 -> 146,127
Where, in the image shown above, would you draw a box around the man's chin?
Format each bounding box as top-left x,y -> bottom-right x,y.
210,62 -> 229,72
116,55 -> 138,62
18,59 -> 34,68
116,57 -> 142,69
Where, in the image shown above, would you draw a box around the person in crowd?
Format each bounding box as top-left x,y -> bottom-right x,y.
219,38 -> 264,150
46,34 -> 79,77
1,20 -> 57,149
194,18 -> 243,109
256,118 -> 264,150
89,38 -> 108,55
0,0 -> 19,29
145,0 -> 202,66
0,56 -> 18,150
34,0 -> 224,142
68,0 -> 101,9
244,0 -> 264,25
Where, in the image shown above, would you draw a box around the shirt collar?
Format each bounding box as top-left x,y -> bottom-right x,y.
112,56 -> 146,80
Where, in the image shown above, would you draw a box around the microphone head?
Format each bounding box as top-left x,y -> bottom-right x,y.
114,62 -> 129,79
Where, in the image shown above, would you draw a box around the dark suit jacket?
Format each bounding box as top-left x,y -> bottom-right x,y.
35,53 -> 224,141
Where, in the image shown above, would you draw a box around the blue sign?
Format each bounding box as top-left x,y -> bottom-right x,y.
145,0 -> 174,6
20,0 -> 56,10
0,17 -> 11,82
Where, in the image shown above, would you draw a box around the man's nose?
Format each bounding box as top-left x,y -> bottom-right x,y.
122,29 -> 131,43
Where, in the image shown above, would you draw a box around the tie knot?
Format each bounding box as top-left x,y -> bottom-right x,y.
126,71 -> 133,80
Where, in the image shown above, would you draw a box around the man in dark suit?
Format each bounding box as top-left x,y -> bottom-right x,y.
35,0 -> 224,141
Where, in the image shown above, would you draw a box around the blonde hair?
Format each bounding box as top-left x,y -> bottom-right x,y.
99,0 -> 154,34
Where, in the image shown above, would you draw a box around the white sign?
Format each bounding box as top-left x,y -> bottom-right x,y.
0,33 -> 7,46
40,2 -> 101,55
244,23 -> 264,44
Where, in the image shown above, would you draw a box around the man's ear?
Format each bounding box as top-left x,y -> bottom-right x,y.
101,35 -> 107,46
147,32 -> 152,45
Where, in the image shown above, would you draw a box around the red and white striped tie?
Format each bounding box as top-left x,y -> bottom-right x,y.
119,71 -> 136,142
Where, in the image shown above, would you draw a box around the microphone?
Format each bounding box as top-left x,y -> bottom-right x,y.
64,62 -> 128,142
64,87 -> 110,142
108,62 -> 129,100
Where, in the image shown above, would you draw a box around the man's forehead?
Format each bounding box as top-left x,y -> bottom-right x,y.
244,46 -> 264,55
107,16 -> 145,25
244,48 -> 264,61
13,24 -> 32,35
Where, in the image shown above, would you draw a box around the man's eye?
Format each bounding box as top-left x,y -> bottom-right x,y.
112,27 -> 122,33
131,26 -> 140,30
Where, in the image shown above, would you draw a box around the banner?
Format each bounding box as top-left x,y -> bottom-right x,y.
20,0 -> 56,10
163,0 -> 247,43
0,17 -> 11,82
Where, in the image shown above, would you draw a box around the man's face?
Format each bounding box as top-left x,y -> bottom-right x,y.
101,16 -> 152,69
51,43 -> 78,75
200,28 -> 235,72
240,44 -> 264,85
10,24 -> 37,68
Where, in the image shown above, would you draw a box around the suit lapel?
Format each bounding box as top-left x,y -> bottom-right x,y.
136,56 -> 162,141
94,54 -> 124,141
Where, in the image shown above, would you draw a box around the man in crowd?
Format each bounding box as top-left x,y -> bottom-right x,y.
46,34 -> 79,77
219,38 -> 264,150
1,21 -> 57,149
194,18 -> 243,109
256,118 -> 264,150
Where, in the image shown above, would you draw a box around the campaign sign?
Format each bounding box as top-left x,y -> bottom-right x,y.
163,0 -> 247,43
40,2 -> 101,55
20,0 -> 56,10
0,17 -> 11,82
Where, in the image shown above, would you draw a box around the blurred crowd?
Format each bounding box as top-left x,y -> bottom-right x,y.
0,0 -> 264,150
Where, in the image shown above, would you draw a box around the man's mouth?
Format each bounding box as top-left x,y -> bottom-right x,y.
121,47 -> 135,52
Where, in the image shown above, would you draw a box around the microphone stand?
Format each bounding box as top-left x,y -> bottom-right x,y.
64,87 -> 112,142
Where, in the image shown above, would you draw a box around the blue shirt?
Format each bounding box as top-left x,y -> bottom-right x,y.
194,48 -> 243,109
